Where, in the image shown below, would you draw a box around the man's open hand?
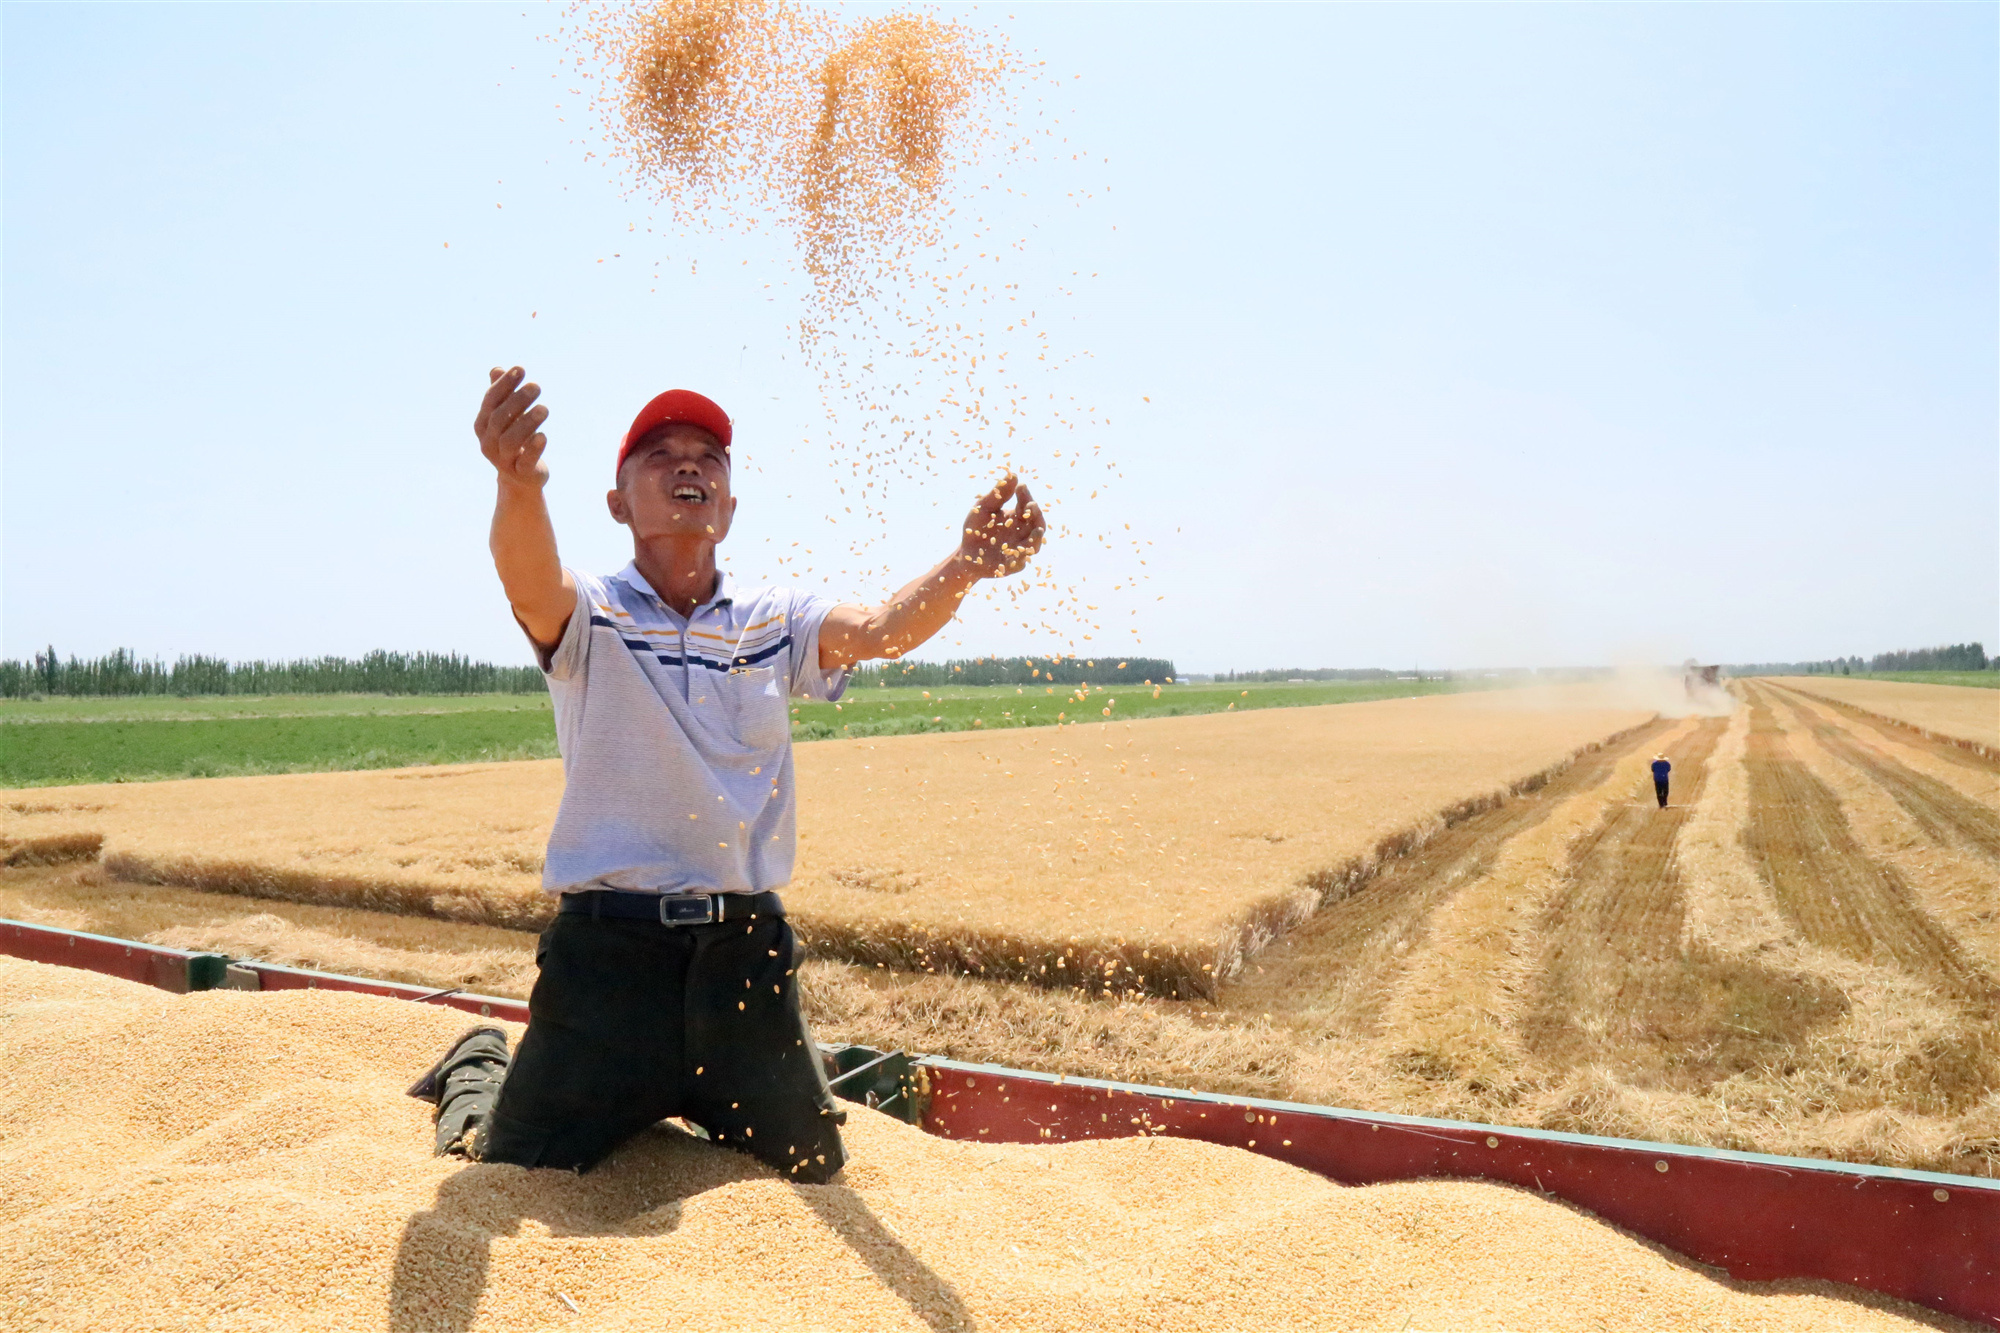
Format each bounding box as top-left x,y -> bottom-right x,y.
958,474 -> 1045,579
819,472 -> 1046,669
477,366 -> 551,489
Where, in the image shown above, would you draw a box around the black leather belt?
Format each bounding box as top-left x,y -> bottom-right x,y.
559,889 -> 785,926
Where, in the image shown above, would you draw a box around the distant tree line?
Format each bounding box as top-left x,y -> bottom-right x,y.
850,655 -> 1177,688
1869,643 -> 1990,672
1729,642 -> 1990,677
1217,667 -> 1422,683
0,647 -> 545,698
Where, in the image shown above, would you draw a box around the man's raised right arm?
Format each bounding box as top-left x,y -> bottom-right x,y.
476,366 -> 575,650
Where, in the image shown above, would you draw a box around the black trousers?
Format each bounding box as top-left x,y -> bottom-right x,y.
461,911 -> 847,1181
1654,777 -> 1670,808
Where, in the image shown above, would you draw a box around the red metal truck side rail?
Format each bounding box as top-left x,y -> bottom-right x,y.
0,917 -> 217,993
924,1060 -> 1998,1327
3,917 -> 1994,1327
245,958 -> 530,1023
0,918 -> 530,1023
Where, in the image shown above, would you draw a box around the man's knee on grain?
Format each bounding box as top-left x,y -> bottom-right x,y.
410,369 -> 1045,1182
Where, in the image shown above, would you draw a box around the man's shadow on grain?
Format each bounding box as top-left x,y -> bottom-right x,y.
387,1123 -> 973,1333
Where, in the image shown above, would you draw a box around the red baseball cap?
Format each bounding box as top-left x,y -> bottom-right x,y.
617,389 -> 732,477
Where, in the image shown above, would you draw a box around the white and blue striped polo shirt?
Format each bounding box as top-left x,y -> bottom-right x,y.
537,562 -> 848,896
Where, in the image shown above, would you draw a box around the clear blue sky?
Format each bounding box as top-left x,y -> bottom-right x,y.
5,2 -> 1993,673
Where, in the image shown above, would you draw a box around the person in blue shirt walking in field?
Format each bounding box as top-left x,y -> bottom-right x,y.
1651,753 -> 1672,808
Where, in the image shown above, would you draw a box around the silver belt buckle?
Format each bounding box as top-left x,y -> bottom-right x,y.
658,895 -> 717,927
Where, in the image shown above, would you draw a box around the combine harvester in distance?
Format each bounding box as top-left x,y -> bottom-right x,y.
1684,658 -> 1728,707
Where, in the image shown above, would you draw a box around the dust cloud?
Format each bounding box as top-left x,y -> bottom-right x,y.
1485,664 -> 1738,719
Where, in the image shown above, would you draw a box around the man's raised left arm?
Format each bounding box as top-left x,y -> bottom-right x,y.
818,474 -> 1046,670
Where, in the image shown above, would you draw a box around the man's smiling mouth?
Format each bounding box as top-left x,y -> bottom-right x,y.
672,483 -> 708,503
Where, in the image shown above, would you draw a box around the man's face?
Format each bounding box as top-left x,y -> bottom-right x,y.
607,424 -> 736,542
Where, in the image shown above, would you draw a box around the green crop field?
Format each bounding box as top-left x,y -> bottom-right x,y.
0,694 -> 555,723
1,679 -> 1473,787
793,676 -> 1468,740
0,701 -> 560,787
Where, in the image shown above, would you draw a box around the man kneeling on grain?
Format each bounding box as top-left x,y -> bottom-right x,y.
408,367 -> 1044,1182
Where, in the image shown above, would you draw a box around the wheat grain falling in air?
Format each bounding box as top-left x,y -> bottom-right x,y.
616,0 -> 746,185
559,0 -> 1147,658
796,15 -> 982,285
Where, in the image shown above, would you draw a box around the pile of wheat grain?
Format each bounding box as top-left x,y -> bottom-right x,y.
0,956 -> 1952,1332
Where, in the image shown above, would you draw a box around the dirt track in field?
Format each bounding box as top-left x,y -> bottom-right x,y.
1215,716 -> 1674,1034
1774,683 -> 2000,779
1515,715 -> 1846,1088
1741,686 -> 1998,1012
1771,687 -> 2000,859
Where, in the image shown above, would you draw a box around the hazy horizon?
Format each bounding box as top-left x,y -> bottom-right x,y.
2,642 -> 1980,683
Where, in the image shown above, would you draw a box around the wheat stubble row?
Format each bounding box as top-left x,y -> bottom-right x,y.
1766,676 -> 1999,757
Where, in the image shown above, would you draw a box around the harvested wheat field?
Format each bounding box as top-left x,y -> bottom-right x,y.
1175,681 -> 2000,1176
1768,676 -> 1999,757
7,679 -> 2000,1174
0,957 -> 1965,1333
0,688 -> 1650,997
